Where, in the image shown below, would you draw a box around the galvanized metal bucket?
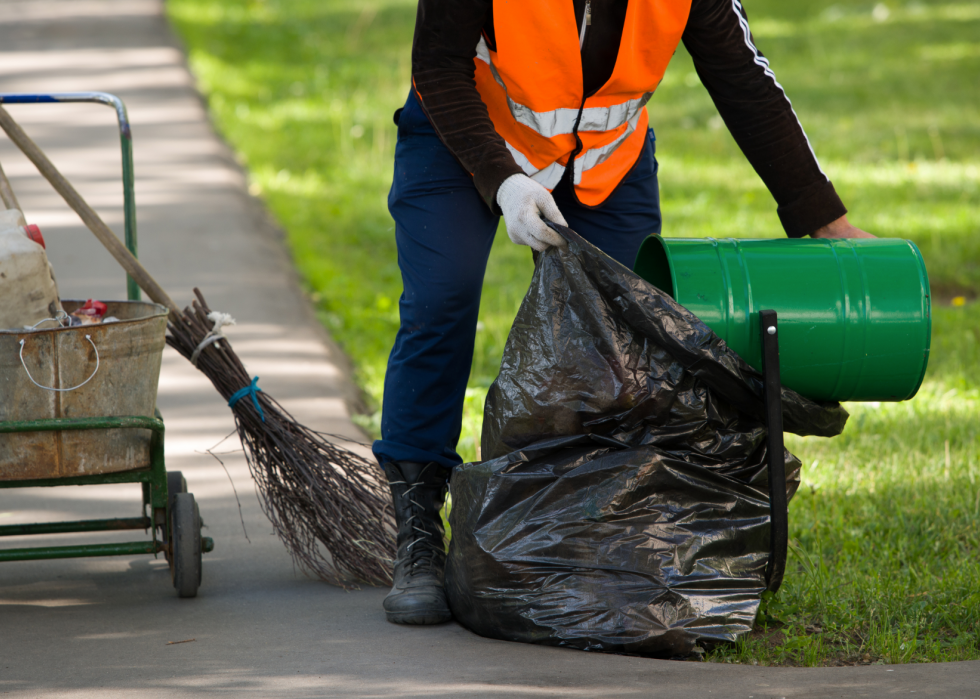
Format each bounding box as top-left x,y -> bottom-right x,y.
633,237 -> 932,402
0,300 -> 168,480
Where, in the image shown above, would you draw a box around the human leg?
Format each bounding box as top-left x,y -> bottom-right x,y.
375,91 -> 500,624
374,91 -> 500,473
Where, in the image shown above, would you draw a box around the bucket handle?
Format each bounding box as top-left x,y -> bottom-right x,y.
18,334 -> 100,392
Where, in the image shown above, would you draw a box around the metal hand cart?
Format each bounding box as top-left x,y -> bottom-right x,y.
0,92 -> 213,597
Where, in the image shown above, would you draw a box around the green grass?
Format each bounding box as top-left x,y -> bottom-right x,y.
167,0 -> 979,665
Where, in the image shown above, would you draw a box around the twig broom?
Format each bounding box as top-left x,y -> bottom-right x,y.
0,105 -> 394,588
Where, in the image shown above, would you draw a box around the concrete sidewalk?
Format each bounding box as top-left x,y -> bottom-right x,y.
0,1 -> 976,696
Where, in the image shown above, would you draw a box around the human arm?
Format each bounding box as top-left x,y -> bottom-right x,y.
410,0 -> 523,213
411,0 -> 566,247
682,0 -> 873,238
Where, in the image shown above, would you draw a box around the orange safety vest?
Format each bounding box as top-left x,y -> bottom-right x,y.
474,0 -> 692,207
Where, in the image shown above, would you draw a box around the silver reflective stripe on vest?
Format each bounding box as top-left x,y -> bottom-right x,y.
578,92 -> 652,132
572,109 -> 644,185
510,103 -> 581,139
475,37 -> 504,86
475,38 -> 647,139
505,142 -> 567,190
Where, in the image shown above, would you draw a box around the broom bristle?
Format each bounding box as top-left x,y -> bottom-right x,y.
165,288 -> 395,588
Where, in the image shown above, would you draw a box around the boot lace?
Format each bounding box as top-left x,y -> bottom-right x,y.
397,482 -> 443,574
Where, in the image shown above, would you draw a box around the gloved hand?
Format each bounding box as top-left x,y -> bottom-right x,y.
496,174 -> 568,251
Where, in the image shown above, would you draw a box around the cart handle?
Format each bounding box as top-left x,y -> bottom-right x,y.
0,92 -> 140,301
18,334 -> 100,392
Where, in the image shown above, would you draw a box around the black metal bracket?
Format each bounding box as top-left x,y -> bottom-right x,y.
760,309 -> 788,593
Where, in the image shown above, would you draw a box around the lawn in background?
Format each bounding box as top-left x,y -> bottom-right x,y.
167,0 -> 979,665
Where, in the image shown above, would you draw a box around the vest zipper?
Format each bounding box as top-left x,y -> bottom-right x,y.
571,0 -> 592,201
579,0 -> 591,50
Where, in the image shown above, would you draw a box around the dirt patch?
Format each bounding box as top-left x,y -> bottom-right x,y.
749,625 -> 786,651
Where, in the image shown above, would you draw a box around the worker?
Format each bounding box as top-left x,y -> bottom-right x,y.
373,0 -> 875,625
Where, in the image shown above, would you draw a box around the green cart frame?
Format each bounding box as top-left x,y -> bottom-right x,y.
0,92 -> 213,597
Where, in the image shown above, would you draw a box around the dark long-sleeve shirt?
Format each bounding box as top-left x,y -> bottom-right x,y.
410,0 -> 847,238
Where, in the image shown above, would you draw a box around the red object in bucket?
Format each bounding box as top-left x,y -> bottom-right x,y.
76,299 -> 108,318
23,224 -> 45,248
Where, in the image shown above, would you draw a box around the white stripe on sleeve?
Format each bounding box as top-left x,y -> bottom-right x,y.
730,0 -> 828,180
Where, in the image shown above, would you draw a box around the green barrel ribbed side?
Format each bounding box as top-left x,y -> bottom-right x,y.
633,236 -> 931,402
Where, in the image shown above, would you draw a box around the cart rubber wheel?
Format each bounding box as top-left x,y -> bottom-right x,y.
162,471 -> 187,563
168,471 -> 187,508
171,492 -> 202,598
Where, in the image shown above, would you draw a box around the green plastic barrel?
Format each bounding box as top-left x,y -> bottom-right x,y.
633,237 -> 931,402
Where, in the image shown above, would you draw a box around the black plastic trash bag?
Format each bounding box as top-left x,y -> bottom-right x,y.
445,225 -> 847,657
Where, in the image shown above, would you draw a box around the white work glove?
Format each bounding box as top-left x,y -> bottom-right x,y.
496,174 -> 568,252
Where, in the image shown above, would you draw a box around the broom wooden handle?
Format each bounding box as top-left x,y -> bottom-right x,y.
0,157 -> 21,211
0,104 -> 180,316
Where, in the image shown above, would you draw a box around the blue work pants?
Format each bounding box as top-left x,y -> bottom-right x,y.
372,91 -> 662,470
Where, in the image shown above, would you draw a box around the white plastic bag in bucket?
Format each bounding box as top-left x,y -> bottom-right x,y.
0,209 -> 64,330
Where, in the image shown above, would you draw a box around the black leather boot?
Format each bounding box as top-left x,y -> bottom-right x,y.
382,461 -> 453,625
